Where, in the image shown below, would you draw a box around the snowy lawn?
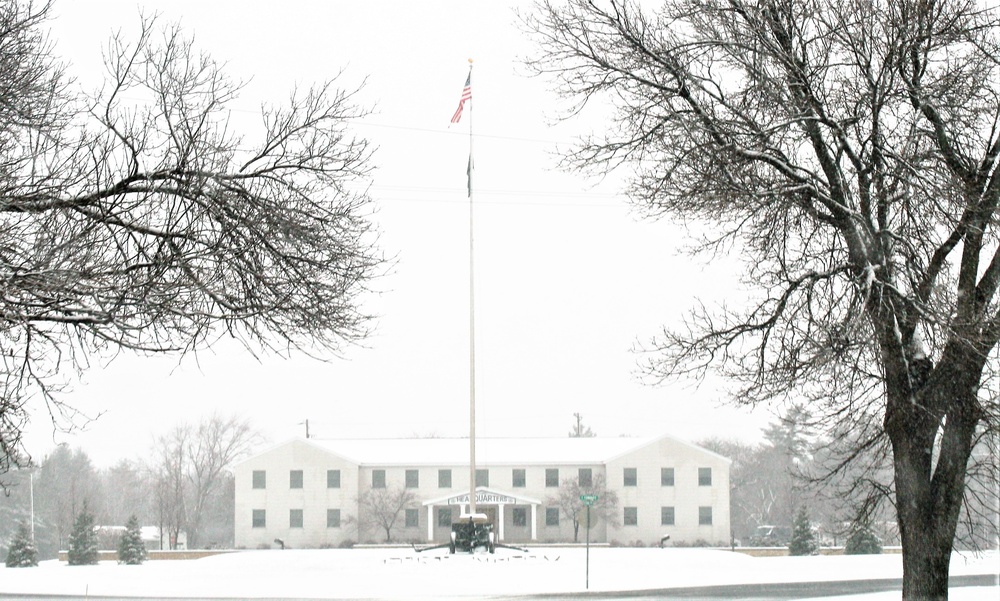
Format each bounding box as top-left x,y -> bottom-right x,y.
0,547 -> 996,599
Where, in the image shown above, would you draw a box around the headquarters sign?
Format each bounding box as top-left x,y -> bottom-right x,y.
447,492 -> 518,505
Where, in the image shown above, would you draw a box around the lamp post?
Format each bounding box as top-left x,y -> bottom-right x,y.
29,469 -> 34,542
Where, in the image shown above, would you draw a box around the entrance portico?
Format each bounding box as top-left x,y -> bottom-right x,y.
422,486 -> 541,542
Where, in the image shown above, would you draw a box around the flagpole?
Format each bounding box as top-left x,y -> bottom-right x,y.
466,58 -> 477,518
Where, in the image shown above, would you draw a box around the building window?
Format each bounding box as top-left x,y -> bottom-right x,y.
624,506 -> 638,526
290,509 -> 303,528
405,508 -> 419,528
545,468 -> 559,487
327,469 -> 341,488
372,469 -> 386,489
661,506 -> 675,526
405,469 -> 419,488
512,507 -> 528,527
252,509 -> 266,528
327,509 -> 341,528
578,468 -> 592,487
661,467 -> 675,486
476,469 -> 489,487
252,470 -> 266,489
699,467 -> 712,486
512,468 -> 526,488
438,469 -> 452,488
623,467 -> 637,487
437,507 -> 452,527
699,506 -> 713,525
290,470 -> 303,489
545,507 -> 559,526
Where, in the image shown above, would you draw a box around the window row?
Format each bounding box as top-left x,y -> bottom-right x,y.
541,506 -> 713,527
252,508 -> 344,529
251,505 -> 714,530
252,469 -> 342,490
250,467 -> 714,490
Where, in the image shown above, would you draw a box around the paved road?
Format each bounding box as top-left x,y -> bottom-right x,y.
0,574 -> 996,601
513,573 -> 998,599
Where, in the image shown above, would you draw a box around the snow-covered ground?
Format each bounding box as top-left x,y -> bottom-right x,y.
0,548 -> 996,600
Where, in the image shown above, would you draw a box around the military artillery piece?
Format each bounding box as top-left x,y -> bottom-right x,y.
414,513 -> 528,554
449,513 -> 495,554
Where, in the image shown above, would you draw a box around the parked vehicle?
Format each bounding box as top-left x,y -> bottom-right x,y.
748,525 -> 792,547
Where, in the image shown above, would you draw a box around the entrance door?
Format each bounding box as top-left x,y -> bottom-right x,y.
482,506 -> 498,533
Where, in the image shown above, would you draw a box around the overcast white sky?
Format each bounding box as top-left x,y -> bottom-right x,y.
23,0 -> 775,467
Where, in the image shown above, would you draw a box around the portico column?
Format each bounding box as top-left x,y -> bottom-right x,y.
530,503 -> 538,540
427,506 -> 434,541
498,503 -> 505,541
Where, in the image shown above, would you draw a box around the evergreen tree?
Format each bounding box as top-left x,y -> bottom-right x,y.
788,506 -> 818,556
117,515 -> 147,565
4,522 -> 38,567
845,524 -> 883,555
67,504 -> 98,566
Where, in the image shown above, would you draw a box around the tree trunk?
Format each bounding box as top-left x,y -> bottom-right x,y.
893,442 -> 955,600
887,357 -> 980,600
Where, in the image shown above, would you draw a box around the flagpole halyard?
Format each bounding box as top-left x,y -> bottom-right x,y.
466,60 -> 476,517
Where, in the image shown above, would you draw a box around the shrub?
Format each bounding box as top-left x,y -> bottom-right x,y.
671,538 -> 713,548
844,525 -> 883,555
5,522 -> 38,567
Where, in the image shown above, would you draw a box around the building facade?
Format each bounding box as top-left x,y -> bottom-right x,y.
234,435 -> 730,548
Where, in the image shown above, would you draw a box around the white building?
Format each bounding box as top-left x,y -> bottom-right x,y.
234,435 -> 730,548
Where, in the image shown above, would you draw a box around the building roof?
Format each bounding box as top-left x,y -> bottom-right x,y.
288,434 -> 728,467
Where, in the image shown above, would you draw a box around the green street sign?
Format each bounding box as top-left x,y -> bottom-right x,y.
580,494 -> 599,505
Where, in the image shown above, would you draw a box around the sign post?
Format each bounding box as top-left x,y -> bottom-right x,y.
580,494 -> 598,589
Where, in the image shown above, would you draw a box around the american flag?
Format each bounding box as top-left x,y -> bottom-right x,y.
450,72 -> 472,124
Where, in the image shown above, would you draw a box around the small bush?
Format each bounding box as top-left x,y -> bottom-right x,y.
671,538 -> 713,548
338,539 -> 356,549
844,525 -> 882,555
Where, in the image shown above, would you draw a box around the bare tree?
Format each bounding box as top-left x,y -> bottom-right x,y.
1,4 -> 381,471
548,474 -> 618,542
357,486 -> 417,543
99,459 -> 150,528
525,1 -> 1000,597
33,445 -> 100,557
150,414 -> 260,548
150,427 -> 187,550
0,0 -> 72,476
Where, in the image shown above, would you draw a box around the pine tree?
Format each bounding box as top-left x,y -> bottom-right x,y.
844,523 -> 883,555
788,506 -> 818,556
67,503 -> 99,566
117,515 -> 147,565
4,522 -> 38,567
